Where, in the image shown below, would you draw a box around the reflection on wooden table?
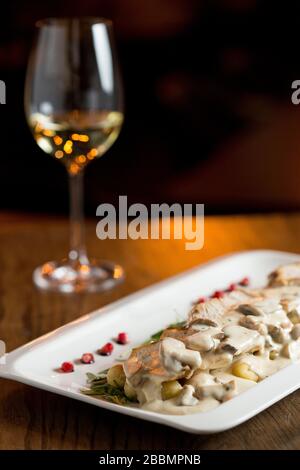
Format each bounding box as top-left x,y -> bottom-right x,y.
1,212 -> 300,449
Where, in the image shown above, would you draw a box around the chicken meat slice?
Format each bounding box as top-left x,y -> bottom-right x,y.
123,338 -> 201,403
189,299 -> 225,327
189,289 -> 254,328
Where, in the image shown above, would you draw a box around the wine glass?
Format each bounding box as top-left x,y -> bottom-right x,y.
25,18 -> 124,293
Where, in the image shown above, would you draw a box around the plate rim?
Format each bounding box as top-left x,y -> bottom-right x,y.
1,248 -> 300,434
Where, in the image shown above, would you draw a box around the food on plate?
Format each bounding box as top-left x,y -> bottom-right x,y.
107,364 -> 126,388
83,264 -> 300,414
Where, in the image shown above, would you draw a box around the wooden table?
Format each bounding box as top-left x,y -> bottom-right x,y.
1,212 -> 300,450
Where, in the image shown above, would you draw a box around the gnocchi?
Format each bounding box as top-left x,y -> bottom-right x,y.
107,364 -> 126,388
161,380 -> 183,400
231,362 -> 259,382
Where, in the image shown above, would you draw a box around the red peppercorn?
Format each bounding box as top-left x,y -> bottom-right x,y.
117,332 -> 128,345
99,342 -> 114,356
228,283 -> 237,292
61,361 -> 74,373
81,353 -> 94,364
212,290 -> 224,299
239,277 -> 250,287
198,297 -> 206,303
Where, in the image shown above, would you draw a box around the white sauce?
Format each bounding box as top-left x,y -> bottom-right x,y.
220,325 -> 262,355
161,337 -> 202,375
142,396 -> 219,415
122,276 -> 300,415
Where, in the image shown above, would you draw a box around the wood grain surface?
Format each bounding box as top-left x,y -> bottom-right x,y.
1,212 -> 300,450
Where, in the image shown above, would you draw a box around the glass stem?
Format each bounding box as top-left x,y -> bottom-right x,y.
68,171 -> 88,265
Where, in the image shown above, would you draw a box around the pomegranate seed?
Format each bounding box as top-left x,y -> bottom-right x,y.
61,361 -> 74,373
99,342 -> 114,356
212,290 -> 224,299
239,277 -> 250,287
81,353 -> 94,364
228,283 -> 237,292
117,332 -> 128,345
198,297 -> 206,303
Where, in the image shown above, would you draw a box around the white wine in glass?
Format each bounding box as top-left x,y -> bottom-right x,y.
25,18 -> 124,293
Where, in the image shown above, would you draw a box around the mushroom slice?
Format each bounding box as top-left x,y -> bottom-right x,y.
268,263 -> 300,287
291,325 -> 300,340
195,380 -> 237,402
218,325 -> 264,356
268,325 -> 290,344
279,297 -> 300,326
287,310 -> 300,325
237,298 -> 281,317
239,315 -> 268,336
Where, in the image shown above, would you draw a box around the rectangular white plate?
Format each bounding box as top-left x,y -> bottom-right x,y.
1,249 -> 300,434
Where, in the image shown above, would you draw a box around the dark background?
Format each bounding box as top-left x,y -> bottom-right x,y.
1,0 -> 300,216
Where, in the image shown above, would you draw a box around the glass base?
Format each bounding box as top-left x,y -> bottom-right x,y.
33,259 -> 124,293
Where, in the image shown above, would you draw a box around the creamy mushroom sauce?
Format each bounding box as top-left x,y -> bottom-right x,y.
121,264 -> 300,415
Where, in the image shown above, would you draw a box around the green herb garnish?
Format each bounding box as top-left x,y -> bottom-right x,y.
82,320 -> 186,405
82,371 -> 137,405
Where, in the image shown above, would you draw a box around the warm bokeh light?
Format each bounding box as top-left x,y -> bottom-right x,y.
53,135 -> 63,145
76,155 -> 86,164
87,148 -> 98,160
64,140 -> 73,154
79,134 -> 89,142
113,265 -> 123,279
90,148 -> 98,157
71,133 -> 89,142
79,264 -> 90,274
69,162 -> 80,175
54,150 -> 64,159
